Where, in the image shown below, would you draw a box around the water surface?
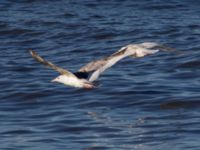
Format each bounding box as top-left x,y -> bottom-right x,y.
0,1 -> 200,150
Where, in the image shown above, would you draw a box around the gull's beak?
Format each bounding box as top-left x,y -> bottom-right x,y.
51,78 -> 57,82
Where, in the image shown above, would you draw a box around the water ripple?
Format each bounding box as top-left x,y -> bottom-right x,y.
0,0 -> 200,150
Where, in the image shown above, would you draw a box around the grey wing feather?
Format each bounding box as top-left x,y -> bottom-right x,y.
29,50 -> 76,78
151,44 -> 181,54
78,58 -> 108,73
79,46 -> 127,73
89,54 -> 126,82
88,47 -> 128,82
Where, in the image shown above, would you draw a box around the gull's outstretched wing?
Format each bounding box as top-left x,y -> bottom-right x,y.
88,47 -> 159,82
29,50 -> 77,78
79,42 -> 175,82
78,46 -> 129,73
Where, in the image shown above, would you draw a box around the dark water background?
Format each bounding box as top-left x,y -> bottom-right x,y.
1,0 -> 200,149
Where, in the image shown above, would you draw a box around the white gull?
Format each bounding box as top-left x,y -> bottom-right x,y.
30,42 -> 175,89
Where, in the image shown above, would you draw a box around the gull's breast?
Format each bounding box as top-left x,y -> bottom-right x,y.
63,76 -> 84,88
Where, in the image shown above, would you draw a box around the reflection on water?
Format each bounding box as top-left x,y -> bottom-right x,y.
160,100 -> 200,109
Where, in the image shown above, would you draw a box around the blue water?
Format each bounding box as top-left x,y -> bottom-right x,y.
0,1 -> 200,150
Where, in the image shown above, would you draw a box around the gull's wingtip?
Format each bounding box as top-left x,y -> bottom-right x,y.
160,45 -> 177,52
158,45 -> 182,55
150,49 -> 159,54
29,49 -> 34,56
29,49 -> 39,58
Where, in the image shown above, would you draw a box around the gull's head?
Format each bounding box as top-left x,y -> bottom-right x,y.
51,75 -> 67,84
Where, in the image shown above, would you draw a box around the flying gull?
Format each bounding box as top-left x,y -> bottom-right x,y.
29,42 -> 175,89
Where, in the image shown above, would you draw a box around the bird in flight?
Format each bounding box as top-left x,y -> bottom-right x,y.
29,42 -> 175,89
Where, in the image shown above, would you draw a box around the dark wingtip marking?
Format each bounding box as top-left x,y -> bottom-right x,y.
74,72 -> 89,79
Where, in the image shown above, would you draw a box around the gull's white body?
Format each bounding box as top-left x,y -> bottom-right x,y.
52,75 -> 83,88
52,75 -> 94,89
30,42 -> 175,89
